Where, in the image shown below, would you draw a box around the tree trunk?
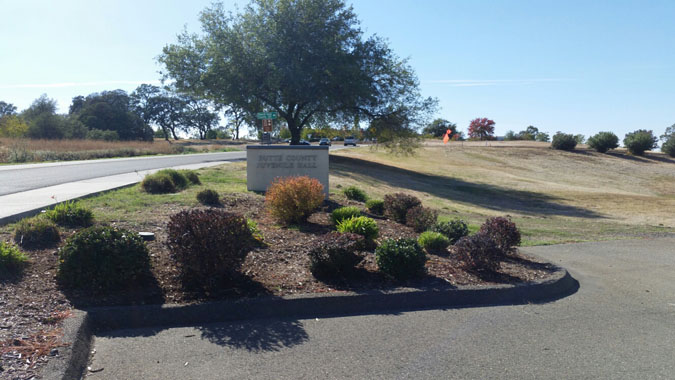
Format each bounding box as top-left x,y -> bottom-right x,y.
288,118 -> 301,145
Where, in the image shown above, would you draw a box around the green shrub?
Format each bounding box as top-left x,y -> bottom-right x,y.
331,206 -> 361,225
141,172 -> 177,193
0,241 -> 28,276
624,129 -> 658,156
432,219 -> 469,244
662,136 -> 675,157
478,216 -> 521,254
13,217 -> 60,249
383,193 -> 422,223
454,233 -> 503,271
551,132 -> 577,151
167,209 -> 254,290
587,132 -> 619,153
405,206 -> 438,232
308,232 -> 364,278
45,201 -> 94,227
247,219 -> 265,243
418,231 -> 450,254
265,176 -> 325,224
160,169 -> 189,189
336,216 -> 379,241
196,189 -> 221,205
375,238 -> 427,280
342,186 -> 368,202
57,226 -> 150,291
365,199 -> 384,215
182,170 -> 201,185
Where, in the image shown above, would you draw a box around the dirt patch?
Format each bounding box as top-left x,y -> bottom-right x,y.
0,193 -> 556,379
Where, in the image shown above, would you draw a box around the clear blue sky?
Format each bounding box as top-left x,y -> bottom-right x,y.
1,0 -> 673,139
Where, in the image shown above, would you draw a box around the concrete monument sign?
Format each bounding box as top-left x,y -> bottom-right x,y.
246,145 -> 329,196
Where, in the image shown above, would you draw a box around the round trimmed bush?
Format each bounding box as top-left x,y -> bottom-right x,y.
13,217 -> 60,249
161,169 -> 189,189
57,226 -> 150,291
365,199 -> 384,215
477,216 -> 521,254
167,209 -> 254,290
265,176 -> 325,224
45,201 -> 94,227
375,238 -> 427,280
0,241 -> 28,276
551,132 -> 577,151
331,206 -> 361,225
336,216 -> 379,241
405,206 -> 438,232
383,193 -> 422,224
624,129 -> 658,156
587,132 -> 619,153
418,231 -> 450,254
308,232 -> 364,278
454,233 -> 503,271
342,186 -> 368,202
196,189 -> 221,205
432,219 -> 469,244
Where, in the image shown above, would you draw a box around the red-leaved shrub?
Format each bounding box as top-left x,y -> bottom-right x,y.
478,216 -> 521,254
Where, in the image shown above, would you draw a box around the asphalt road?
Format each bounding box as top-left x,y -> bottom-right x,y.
0,151 -> 246,196
86,238 -> 675,380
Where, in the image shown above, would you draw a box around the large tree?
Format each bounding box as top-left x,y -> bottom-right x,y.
0,101 -> 17,117
159,0 -> 436,145
423,118 -> 458,138
468,118 -> 495,140
71,90 -> 153,141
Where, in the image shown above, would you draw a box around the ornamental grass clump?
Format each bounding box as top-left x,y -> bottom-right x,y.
432,219 -> 469,244
331,206 -> 361,225
405,206 -> 438,232
383,193 -> 422,224
13,217 -> 60,249
417,231 -> 450,254
45,201 -> 94,227
336,216 -> 379,241
141,169 -> 198,194
478,216 -> 521,254
365,199 -> 384,215
57,226 -> 151,291
308,232 -> 364,278
0,241 -> 28,277
375,238 -> 427,280
342,186 -> 368,202
167,209 -> 255,290
265,176 -> 324,224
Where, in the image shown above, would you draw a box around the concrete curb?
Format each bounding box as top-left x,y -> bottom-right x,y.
44,264 -> 578,379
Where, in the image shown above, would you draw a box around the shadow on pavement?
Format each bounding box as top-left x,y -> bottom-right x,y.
196,318 -> 309,352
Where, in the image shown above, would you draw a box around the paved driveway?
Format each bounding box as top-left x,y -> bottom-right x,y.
85,238 -> 675,379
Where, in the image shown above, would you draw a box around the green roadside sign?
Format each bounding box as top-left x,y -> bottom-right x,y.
256,112 -> 278,119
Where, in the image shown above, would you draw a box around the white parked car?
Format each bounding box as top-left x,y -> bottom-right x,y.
344,136 -> 357,146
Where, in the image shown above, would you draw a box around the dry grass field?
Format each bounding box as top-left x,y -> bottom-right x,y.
330,140 -> 674,245
0,138 -> 245,163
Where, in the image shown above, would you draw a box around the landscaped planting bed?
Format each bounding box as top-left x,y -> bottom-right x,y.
0,177 -> 556,379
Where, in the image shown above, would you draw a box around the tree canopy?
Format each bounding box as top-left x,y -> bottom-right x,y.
159,0 -> 436,145
468,118 -> 495,140
71,90 -> 153,141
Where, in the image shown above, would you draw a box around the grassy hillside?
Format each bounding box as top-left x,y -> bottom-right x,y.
330,141 -> 674,245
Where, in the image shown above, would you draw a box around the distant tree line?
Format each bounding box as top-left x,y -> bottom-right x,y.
0,85 -> 254,142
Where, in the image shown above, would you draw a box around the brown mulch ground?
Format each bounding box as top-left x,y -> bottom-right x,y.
0,193 -> 556,379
